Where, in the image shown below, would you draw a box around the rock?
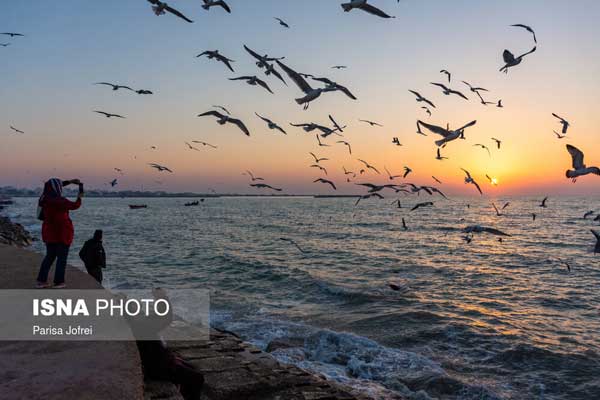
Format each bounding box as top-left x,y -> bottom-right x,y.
266,337 -> 305,353
0,216 -> 33,247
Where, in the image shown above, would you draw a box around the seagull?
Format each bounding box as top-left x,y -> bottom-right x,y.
202,0 -> 231,12
403,166 -> 412,178
583,211 -> 595,219
491,138 -> 502,149
196,50 -> 235,72
511,24 -> 537,43
463,225 -> 511,236
9,126 -> 24,134
230,76 -> 273,94
384,167 -> 403,180
243,171 -> 264,181
309,152 -> 329,164
532,213 -> 537,221
552,113 -> 570,134
355,183 -> 398,193
554,130 -> 566,139
565,144 -> 600,182
540,197 -> 549,208
497,100 -> 503,108
110,179 -> 118,187
486,175 -> 498,186
461,81 -> 489,94
94,111 -> 125,118
440,69 -> 451,82
337,140 -> 352,154
430,83 -> 469,100
310,77 -> 357,100
198,110 -> 250,136
435,148 -> 447,160
291,122 -> 341,138
592,230 -> 600,253
421,106 -> 432,117
357,159 -> 380,174
185,141 -> 200,151
276,60 -> 335,110
255,113 -> 286,134
392,137 -> 402,146
502,202 -> 510,209
242,45 -> 287,84
280,238 -> 307,253
329,115 -> 345,133
499,46 -> 536,73
114,168 -> 124,174
146,0 -> 193,23
473,144 -> 491,157
95,82 -> 133,91
314,178 -> 337,190
340,0 -> 395,18
359,119 -> 383,127
354,192 -> 384,206
251,183 -> 282,191
332,65 -> 347,69
212,105 -> 230,115
432,176 -> 442,184
408,90 -> 436,108
315,135 -> 330,147
0,32 -> 24,37
310,164 -> 328,175
135,89 -> 153,95
492,203 -> 503,216
417,120 -> 477,147
0,43 -> 10,47
149,163 -> 173,173
411,202 -> 434,211
274,17 -> 289,28
461,168 -> 483,195
192,140 -> 218,149
474,91 -> 496,106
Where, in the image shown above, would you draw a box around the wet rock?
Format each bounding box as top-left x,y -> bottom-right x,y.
0,216 -> 33,247
266,337 -> 305,353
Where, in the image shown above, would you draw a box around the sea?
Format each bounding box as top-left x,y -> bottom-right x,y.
5,196 -> 600,400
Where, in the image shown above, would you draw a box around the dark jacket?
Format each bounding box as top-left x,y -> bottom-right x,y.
79,239 -> 106,269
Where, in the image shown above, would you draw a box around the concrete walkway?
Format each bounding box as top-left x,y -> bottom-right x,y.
0,244 -> 144,400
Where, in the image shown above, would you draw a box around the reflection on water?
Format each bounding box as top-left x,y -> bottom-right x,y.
9,196 -> 600,399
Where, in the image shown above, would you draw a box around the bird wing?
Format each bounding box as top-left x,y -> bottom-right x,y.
229,118 -> 250,136
256,78 -> 274,93
164,5 -> 194,22
358,3 -> 394,18
518,46 -> 537,59
215,1 -> 231,13
243,45 -> 264,61
430,82 -> 449,91
449,89 -> 469,100
461,168 -> 472,180
276,60 -> 313,93
269,68 -> 287,85
219,56 -> 235,72
482,227 -> 511,236
502,49 -> 516,63
255,112 -> 270,123
456,120 -> 477,132
417,120 -> 449,137
472,180 -> 483,195
198,110 -> 226,119
566,144 -> 585,169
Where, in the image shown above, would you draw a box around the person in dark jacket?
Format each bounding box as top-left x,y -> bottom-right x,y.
79,230 -> 106,283
36,178 -> 83,289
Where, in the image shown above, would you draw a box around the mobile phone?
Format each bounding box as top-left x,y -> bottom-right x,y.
78,183 -> 84,194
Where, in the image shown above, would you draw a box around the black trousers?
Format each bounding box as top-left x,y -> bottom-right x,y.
37,243 -> 69,285
85,266 -> 103,283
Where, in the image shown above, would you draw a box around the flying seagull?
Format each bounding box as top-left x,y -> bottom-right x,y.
552,113 -> 570,134
341,0 -> 394,18
185,142 -> 200,151
274,17 -> 289,28
554,130 -> 566,139
539,196 -> 549,208
0,32 -> 24,37
95,82 -> 133,91
280,238 -> 307,253
196,50 -> 235,72
411,202 -> 434,211
497,100 -> 503,108
463,225 -> 511,236
392,137 -> 402,146
310,164 -> 328,174
201,0 -> 231,13
212,105 -> 230,115
332,65 -> 347,69
110,179 -> 118,187
146,0 -> 193,23
9,126 -> 24,134
198,110 -> 250,136
403,166 -> 412,178
309,152 -> 328,163
461,168 -> 483,195
384,166 -> 403,180
230,76 -> 273,94
432,176 -> 442,184
244,171 -> 264,181
430,83 -> 469,100
0,43 -> 10,47
329,115 -> 345,133
592,230 -> 600,253
310,77 -> 357,100
461,81 -> 488,94
251,183 -> 282,191
314,178 -> 337,190
135,89 -> 153,95
242,45 -> 287,84
94,111 -> 125,118
255,113 -> 287,134
473,143 -> 491,157
149,163 -> 173,173
492,203 -> 503,216
276,60 -> 335,109
491,138 -> 502,149
192,140 -> 218,149
440,69 -> 451,82
417,120 -> 477,147
421,106 -> 432,117
511,23 -> 537,44
499,46 -> 536,73
357,159 -> 380,174
359,119 -> 383,127
291,122 -> 341,138
316,135 -> 330,147
565,144 -> 600,182
408,90 -> 436,108
354,192 -> 384,206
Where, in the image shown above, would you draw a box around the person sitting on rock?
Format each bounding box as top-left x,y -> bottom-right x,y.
79,229 -> 106,284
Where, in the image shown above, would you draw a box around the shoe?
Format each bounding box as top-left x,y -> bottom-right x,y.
52,283 -> 66,289
35,281 -> 51,289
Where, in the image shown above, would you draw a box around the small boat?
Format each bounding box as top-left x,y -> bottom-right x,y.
184,201 -> 200,207
129,204 -> 148,209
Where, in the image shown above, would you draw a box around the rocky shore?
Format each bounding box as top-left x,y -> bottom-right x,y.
0,199 -> 33,247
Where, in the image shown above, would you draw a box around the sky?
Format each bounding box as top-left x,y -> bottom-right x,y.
1,0 -> 600,196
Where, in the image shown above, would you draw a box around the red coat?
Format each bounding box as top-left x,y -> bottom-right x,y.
41,197 -> 81,245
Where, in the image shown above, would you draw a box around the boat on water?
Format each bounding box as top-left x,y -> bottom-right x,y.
128,205 -> 148,209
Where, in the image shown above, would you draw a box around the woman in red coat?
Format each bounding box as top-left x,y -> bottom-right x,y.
36,178 -> 83,288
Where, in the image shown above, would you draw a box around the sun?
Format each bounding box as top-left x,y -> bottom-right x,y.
491,177 -> 499,186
